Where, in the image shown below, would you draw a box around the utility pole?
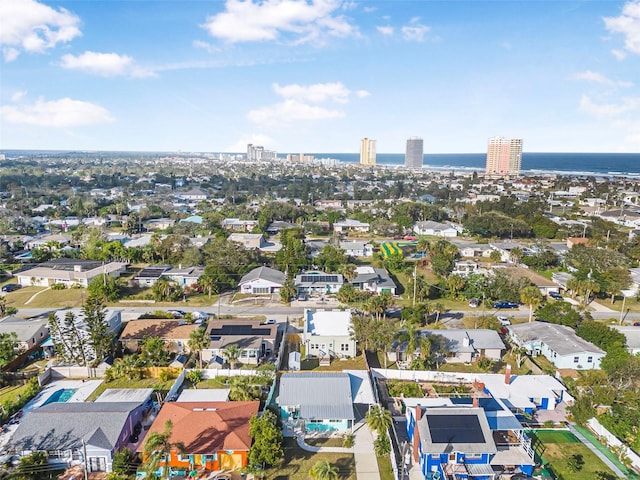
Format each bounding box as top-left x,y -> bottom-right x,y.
82,440 -> 89,480
412,263 -> 417,307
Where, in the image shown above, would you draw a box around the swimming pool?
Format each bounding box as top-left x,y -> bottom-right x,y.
43,388 -> 77,405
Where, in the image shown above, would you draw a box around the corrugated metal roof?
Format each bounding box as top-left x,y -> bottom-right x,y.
279,372 -> 354,420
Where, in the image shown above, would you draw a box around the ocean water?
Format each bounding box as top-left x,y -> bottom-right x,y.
311,152 -> 640,177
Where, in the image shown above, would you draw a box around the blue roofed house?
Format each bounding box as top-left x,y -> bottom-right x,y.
278,372 -> 355,434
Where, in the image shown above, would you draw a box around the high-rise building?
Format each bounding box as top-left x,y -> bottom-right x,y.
485,137 -> 522,175
247,143 -> 277,161
405,137 -> 424,169
360,138 -> 376,166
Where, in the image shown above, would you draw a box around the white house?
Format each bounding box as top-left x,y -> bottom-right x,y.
333,219 -> 370,233
295,271 -> 344,296
339,240 -> 373,257
302,309 -> 356,360
227,233 -> 265,249
413,221 -> 458,238
16,259 -> 127,288
238,266 -> 285,294
611,325 -> 640,356
221,218 -> 258,232
351,266 -> 397,295
508,321 -> 605,370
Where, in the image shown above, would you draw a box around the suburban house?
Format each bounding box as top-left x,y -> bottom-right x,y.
221,218 -> 258,232
459,245 -> 492,258
305,239 -> 330,258
294,271 -> 344,297
50,309 -> 122,363
119,319 -> 197,354
139,401 -> 259,475
351,266 -> 397,295
0,316 -> 49,369
302,309 -> 356,360
501,267 -> 561,296
201,320 -> 278,366
389,329 -> 506,366
405,395 -> 535,480
227,233 -> 265,249
339,240 -> 373,257
26,234 -> 73,250
333,219 -> 370,233
134,265 -> 171,287
611,325 -> 640,355
15,259 -> 127,288
266,220 -> 297,235
237,266 -> 285,294
451,260 -> 481,277
143,218 -> 175,230
488,242 -> 530,263
10,401 -> 149,472
413,221 -> 458,238
507,321 -> 605,370
176,188 -> 208,201
162,265 -> 205,288
278,372 -> 355,433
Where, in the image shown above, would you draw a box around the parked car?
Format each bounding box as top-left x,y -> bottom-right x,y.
1,283 -> 21,293
168,310 -> 186,318
497,315 -> 511,326
493,301 -> 519,309
297,293 -> 308,301
549,292 -> 563,300
263,318 -> 276,325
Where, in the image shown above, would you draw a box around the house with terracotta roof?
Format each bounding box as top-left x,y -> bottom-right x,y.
119,319 -> 198,354
138,401 -> 259,475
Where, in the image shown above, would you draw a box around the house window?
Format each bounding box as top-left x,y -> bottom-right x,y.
340,344 -> 349,352
587,356 -> 593,363
464,453 -> 483,460
573,357 -> 579,363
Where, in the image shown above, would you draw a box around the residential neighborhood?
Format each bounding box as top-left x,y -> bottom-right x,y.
1,152 -> 639,480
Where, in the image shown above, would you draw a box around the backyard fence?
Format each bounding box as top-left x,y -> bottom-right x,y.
587,417 -> 640,471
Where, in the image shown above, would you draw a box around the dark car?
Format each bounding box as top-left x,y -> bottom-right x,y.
1,284 -> 21,293
549,292 -> 563,300
493,301 -> 519,309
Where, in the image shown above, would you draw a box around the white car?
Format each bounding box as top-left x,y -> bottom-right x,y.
497,315 -> 511,326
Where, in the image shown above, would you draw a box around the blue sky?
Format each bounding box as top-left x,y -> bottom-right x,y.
1,0 -> 639,153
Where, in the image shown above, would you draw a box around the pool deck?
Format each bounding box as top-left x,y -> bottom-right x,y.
0,379 -> 103,451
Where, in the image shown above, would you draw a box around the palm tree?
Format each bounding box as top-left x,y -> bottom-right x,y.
509,247 -> 524,265
520,286 -> 543,322
365,405 -> 392,434
309,460 -> 339,480
432,302 -> 445,324
222,343 -> 243,368
142,420 -> 186,480
0,296 -> 6,317
188,327 -> 208,369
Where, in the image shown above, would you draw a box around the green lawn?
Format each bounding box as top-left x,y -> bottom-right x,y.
25,288 -> 85,308
302,354 -> 368,371
265,438 -> 355,480
377,455 -> 394,480
2,286 -> 46,307
573,425 -> 640,479
529,430 -> 619,480
0,383 -> 33,405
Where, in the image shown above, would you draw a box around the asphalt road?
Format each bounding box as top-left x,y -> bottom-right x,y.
16,303 -> 640,325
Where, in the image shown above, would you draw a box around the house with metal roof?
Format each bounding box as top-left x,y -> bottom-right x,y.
508,321 -> 605,370
238,266 -> 285,294
611,325 -> 640,355
351,266 -> 397,295
10,401 -> 148,473
294,270 -> 344,296
302,309 -> 356,360
278,372 -> 355,433
339,240 -> 373,257
413,220 -> 458,238
138,401 -> 259,475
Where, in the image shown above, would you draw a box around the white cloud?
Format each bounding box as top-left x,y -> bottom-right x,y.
201,0 -> 358,45
573,70 -> 633,87
612,48 -> 627,60
60,51 -> 155,78
273,81 -> 351,103
192,40 -> 220,53
604,1 -> 640,55
225,133 -> 275,152
579,94 -> 640,117
376,26 -> 394,36
248,99 -> 344,125
248,81 -> 367,126
1,97 -> 114,127
0,0 -> 81,62
401,18 -> 430,42
363,6 -> 377,13
10,90 -> 27,102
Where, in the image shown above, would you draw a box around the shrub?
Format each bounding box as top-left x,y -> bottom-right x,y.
51,283 -> 66,290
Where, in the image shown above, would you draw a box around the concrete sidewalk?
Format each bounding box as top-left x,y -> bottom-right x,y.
567,423 -> 627,478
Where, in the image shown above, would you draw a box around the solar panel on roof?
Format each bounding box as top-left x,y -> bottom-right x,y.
209,325 -> 271,336
300,275 -> 338,283
427,414 -> 486,444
